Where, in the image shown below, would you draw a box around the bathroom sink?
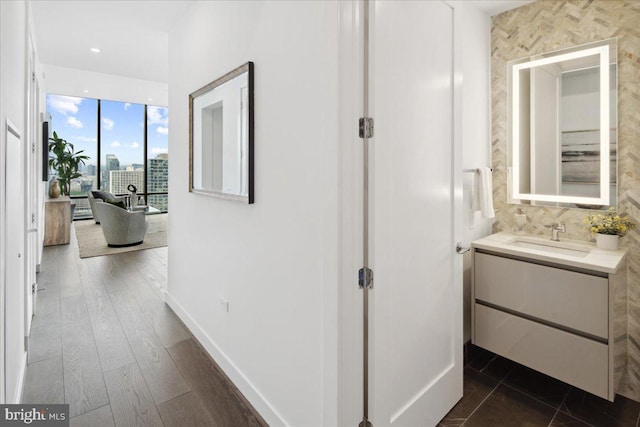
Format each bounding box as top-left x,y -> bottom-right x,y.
472,232 -> 626,274
506,237 -> 591,258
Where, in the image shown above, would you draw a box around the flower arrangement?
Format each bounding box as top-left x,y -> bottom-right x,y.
585,208 -> 634,236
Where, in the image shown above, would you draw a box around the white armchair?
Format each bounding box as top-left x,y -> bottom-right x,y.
94,201 -> 149,247
88,191 -> 126,224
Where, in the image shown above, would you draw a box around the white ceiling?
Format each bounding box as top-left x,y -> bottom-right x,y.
30,0 -> 194,83
30,0 -> 532,85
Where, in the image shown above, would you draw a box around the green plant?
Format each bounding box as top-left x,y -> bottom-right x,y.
48,131 -> 89,196
585,208 -> 635,236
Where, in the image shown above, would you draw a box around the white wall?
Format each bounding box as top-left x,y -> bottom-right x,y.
0,0 -> 28,404
167,2 -> 339,426
42,64 -> 168,106
461,4 -> 493,342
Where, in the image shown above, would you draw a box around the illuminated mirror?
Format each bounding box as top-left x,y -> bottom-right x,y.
509,40 -> 616,209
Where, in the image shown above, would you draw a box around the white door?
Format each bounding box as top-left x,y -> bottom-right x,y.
5,121 -> 25,403
370,1 -> 462,425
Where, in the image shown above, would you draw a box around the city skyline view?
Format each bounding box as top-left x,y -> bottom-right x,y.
46,94 -> 169,214
46,94 -> 168,167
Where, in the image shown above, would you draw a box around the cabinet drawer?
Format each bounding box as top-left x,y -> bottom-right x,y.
475,304 -> 609,399
475,252 -> 608,339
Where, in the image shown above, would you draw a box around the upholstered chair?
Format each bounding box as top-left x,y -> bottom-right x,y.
94,201 -> 149,247
88,191 -> 126,224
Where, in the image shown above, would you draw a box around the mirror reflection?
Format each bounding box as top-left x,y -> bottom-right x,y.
189,62 -> 254,203
509,40 -> 616,209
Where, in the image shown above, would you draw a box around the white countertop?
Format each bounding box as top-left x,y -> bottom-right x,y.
471,232 -> 627,274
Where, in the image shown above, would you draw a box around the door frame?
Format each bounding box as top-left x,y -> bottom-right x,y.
24,31 -> 38,340
337,0 -> 366,424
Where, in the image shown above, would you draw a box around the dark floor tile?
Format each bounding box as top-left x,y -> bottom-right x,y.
504,364 -> 570,408
466,345 -> 496,371
464,384 -> 556,427
477,355 -> 516,382
549,410 -> 592,426
560,388 -> 640,427
439,367 -> 499,426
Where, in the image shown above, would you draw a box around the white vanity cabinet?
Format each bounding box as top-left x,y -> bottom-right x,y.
471,232 -> 627,401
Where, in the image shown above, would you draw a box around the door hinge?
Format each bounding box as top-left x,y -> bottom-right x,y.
358,267 -> 373,289
359,117 -> 374,139
31,72 -> 35,82
32,283 -> 37,294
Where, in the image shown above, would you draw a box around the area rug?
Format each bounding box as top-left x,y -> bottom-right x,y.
75,214 -> 168,258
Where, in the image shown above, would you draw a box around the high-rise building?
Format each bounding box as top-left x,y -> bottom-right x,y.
109,170 -> 144,195
102,154 -> 120,190
148,153 -> 168,211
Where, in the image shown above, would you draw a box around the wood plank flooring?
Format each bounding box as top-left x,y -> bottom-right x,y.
22,219 -> 267,426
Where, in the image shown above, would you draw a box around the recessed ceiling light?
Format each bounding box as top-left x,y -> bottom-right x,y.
83,89 -> 89,93
90,47 -> 100,53
148,98 -> 153,101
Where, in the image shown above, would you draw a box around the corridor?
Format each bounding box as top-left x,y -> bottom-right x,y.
21,224 -> 266,426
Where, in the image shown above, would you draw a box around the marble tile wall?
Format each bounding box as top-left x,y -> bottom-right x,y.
491,0 -> 640,400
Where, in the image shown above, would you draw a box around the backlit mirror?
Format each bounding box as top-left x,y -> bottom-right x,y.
189,62 -> 254,203
508,40 -> 616,209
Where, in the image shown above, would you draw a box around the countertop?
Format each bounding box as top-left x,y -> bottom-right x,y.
471,231 -> 627,274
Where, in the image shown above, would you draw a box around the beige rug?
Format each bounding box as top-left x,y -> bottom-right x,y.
75,214 -> 168,258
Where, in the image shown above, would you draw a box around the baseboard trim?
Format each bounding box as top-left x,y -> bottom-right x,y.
165,293 -> 289,427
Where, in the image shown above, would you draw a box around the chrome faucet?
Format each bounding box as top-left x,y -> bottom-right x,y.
550,223 -> 566,241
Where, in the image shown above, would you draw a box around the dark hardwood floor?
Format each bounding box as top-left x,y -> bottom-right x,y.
22,221 -> 267,427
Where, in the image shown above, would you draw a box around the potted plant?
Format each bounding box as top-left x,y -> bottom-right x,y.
585,208 -> 634,250
48,131 -> 89,197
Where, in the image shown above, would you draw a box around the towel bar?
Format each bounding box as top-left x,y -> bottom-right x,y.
463,168 -> 492,173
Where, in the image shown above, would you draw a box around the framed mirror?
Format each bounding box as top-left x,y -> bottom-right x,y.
508,40 -> 616,209
189,62 -> 254,203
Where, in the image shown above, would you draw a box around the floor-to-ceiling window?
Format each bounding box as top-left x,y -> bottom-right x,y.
46,94 -> 169,218
46,95 -> 99,218
146,105 -> 169,212
100,100 -> 145,195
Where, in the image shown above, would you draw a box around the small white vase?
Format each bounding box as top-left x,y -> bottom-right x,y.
596,233 -> 619,250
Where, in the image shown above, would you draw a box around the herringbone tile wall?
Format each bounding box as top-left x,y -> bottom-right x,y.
491,0 -> 640,401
